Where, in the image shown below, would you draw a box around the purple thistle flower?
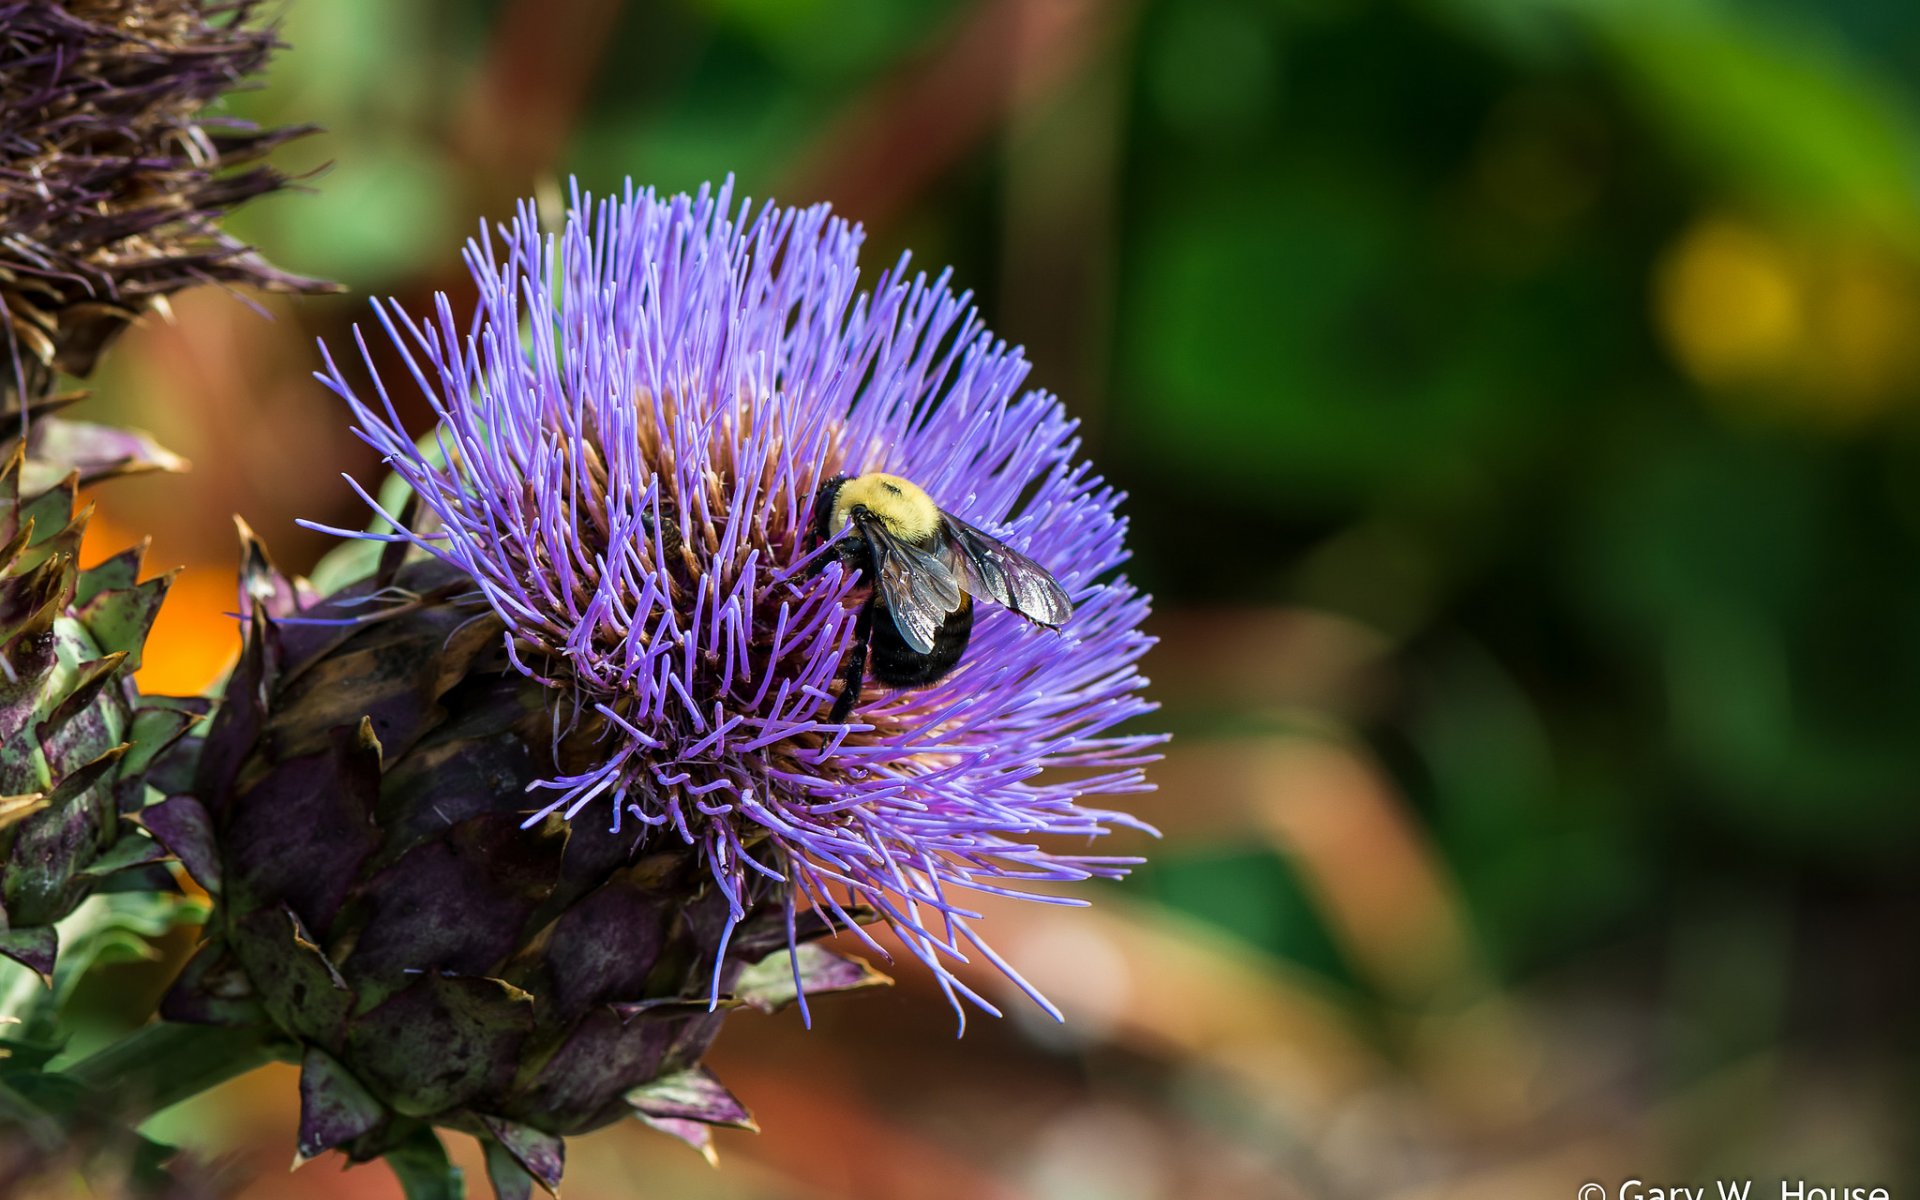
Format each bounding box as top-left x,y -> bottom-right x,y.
305,179 -> 1160,1024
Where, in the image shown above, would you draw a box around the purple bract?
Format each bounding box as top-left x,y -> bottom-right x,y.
306,180 -> 1160,1022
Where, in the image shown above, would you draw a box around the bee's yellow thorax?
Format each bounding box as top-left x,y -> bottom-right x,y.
834,473 -> 942,543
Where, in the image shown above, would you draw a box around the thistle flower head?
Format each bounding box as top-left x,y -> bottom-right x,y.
0,0 -> 337,407
311,180 -> 1159,1021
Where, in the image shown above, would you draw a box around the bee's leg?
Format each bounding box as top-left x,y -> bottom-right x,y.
829,599 -> 877,723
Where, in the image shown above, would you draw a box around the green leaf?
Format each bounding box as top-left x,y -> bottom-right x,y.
77,574 -> 170,673
16,476 -> 78,554
296,1045 -> 388,1160
0,892 -> 208,1037
4,1065 -> 84,1116
128,1133 -> 185,1192
481,1137 -> 536,1200
733,942 -> 892,1014
474,1114 -> 563,1192
62,1022 -> 289,1120
623,1064 -> 757,1131
0,1037 -> 64,1073
41,743 -> 127,811
76,827 -> 169,879
0,1073 -> 52,1123
21,418 -> 188,493
33,651 -> 128,747
0,927 -> 58,981
91,863 -> 185,896
383,1122 -> 467,1200
1442,0 -> 1920,240
0,1077 -> 62,1152
74,543 -> 145,607
119,706 -> 204,779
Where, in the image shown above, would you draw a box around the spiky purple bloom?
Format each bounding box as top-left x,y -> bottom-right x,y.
308,180 -> 1159,1020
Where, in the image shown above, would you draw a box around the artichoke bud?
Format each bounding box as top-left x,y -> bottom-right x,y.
161,527 -> 889,1197
0,445 -> 208,980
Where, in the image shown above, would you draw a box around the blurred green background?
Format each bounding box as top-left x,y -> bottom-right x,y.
68,0 -> 1920,1195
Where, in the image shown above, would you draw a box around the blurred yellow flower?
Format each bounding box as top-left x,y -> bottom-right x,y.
1655,214 -> 1920,424
1657,217 -> 1804,387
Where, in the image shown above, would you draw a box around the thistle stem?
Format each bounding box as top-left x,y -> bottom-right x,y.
60,1022 -> 297,1122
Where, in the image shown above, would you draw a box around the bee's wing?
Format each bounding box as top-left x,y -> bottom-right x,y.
855,512 -> 964,655
941,516 -> 1074,627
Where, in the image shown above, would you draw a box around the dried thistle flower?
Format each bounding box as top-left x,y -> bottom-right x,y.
0,0 -> 338,409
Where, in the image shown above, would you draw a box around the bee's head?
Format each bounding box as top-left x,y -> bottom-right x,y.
804,474 -> 853,566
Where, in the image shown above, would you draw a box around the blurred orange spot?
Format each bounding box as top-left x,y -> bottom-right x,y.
1249,737 -> 1474,1004
78,497 -> 239,697
152,1061 -> 471,1200
138,565 -> 240,697
1820,248 -> 1920,402
711,1063 -> 1033,1200
76,504 -> 146,569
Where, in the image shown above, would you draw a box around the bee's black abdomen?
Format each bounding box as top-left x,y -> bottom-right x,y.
870,596 -> 973,688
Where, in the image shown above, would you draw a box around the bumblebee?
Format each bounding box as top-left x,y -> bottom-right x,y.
808,472 -> 1074,723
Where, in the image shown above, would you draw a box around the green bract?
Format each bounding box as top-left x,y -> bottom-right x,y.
0,446 -> 206,979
